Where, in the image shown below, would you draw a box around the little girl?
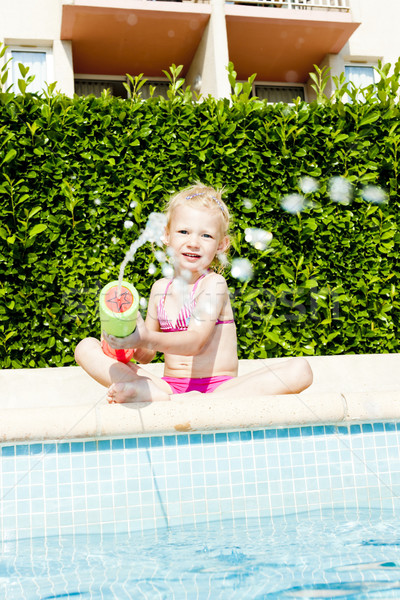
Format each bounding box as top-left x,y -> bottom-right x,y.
75,184 -> 313,403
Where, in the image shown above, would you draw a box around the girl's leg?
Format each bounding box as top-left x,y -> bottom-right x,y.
74,337 -> 172,403
213,357 -> 313,397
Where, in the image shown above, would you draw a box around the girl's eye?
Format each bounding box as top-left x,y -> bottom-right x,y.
203,233 -> 212,239
178,230 -> 188,235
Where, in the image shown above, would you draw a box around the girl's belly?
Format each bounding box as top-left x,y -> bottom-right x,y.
163,358 -> 238,379
163,323 -> 238,378
164,344 -> 238,378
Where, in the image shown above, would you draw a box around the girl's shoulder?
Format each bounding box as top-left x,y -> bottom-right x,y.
150,277 -> 171,296
201,271 -> 228,291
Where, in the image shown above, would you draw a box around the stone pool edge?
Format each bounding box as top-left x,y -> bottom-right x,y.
1,354 -> 400,442
2,390 -> 400,443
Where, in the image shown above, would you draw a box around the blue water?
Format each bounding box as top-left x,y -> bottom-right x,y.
2,509 -> 400,599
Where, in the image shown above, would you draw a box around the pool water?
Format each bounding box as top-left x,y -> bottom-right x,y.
3,509 -> 400,599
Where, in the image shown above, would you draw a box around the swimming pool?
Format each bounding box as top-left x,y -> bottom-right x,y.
2,356 -> 400,597
2,421 -> 400,597
4,509 -> 400,599
2,423 -> 400,540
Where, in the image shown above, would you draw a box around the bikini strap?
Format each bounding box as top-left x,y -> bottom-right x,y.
191,273 -> 207,298
163,272 -> 206,305
162,279 -> 173,305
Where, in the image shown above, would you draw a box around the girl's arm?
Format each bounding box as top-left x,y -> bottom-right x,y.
104,275 -> 230,357
132,283 -> 162,363
102,281 -> 160,364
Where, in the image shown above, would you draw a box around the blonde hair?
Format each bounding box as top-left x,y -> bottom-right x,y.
165,183 -> 230,237
164,183 -> 230,270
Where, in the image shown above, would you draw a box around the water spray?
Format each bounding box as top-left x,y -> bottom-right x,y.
99,212 -> 166,362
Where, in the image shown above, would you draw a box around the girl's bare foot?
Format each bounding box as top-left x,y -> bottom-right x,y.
106,378 -> 170,404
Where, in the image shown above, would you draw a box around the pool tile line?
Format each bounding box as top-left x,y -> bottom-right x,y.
2,421 -> 400,456
1,418 -> 397,513
2,423 -> 400,540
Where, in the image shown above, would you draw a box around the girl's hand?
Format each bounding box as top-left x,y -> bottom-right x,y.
103,312 -> 148,350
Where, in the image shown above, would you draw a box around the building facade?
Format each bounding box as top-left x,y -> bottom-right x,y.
0,0 -> 398,101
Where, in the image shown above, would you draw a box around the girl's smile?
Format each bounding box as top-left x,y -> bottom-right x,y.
166,205 -> 228,278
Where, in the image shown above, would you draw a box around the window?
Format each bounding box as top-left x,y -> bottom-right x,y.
74,79 -> 128,98
7,48 -> 53,94
344,65 -> 375,100
140,81 -> 170,100
74,77 -> 170,100
254,84 -> 305,103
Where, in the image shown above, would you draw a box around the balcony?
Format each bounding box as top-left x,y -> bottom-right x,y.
225,0 -> 350,11
225,0 -> 358,82
61,0 -> 358,87
61,0 -> 211,77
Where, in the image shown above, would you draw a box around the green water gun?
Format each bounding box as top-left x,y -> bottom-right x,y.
99,280 -> 139,363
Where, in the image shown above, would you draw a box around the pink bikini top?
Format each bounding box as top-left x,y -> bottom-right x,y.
157,274 -> 235,333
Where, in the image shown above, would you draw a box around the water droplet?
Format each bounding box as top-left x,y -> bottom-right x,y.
127,14 -> 137,26
193,299 -> 213,325
154,250 -> 166,263
217,252 -> 229,267
174,275 -> 190,306
242,198 -> 254,209
361,185 -> 387,205
285,70 -> 298,83
124,220 -> 134,229
162,263 -> 174,279
329,177 -> 353,205
281,194 -> 306,214
299,176 -> 319,194
180,269 -> 192,282
245,228 -> 273,251
231,258 -> 253,282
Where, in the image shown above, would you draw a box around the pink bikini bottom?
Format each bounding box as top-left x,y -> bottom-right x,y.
162,375 -> 234,395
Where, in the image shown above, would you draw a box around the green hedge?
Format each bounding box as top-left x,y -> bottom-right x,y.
1,64 -> 399,368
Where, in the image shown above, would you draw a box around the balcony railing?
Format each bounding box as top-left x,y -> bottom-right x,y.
226,0 -> 350,11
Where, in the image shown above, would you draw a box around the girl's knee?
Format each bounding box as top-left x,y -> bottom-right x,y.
294,357 -> 313,391
74,337 -> 100,365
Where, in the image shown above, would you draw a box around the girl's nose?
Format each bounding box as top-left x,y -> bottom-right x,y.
188,234 -> 200,246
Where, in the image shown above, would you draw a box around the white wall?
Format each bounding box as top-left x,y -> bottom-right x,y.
1,0 -> 399,100
0,0 -> 74,95
346,0 -> 400,67
186,0 -> 231,99
308,0 -> 400,98
331,0 -> 400,82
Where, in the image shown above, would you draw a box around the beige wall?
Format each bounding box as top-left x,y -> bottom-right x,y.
186,0 -> 231,99
1,0 -> 400,100
346,0 -> 400,66
316,0 -> 400,97
0,0 -> 74,96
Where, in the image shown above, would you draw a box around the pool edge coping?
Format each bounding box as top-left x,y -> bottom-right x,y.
1,354 -> 400,442
1,389 -> 400,442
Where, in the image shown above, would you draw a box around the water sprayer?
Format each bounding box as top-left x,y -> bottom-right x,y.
99,280 -> 139,363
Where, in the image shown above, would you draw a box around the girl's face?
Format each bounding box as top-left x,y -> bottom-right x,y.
165,204 -> 228,278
